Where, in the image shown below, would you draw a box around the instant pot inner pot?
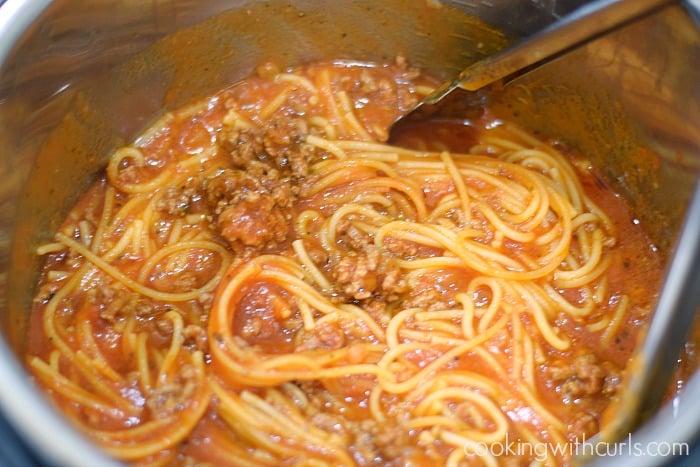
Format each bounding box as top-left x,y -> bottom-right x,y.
0,0 -> 699,466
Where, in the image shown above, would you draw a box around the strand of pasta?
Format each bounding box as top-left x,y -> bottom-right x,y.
377,220 -> 573,280
259,86 -> 293,120
334,139 -> 431,157
56,233 -> 229,302
41,263 -> 94,363
601,294 -> 630,345
291,239 -> 332,291
274,72 -> 320,95
106,146 -> 175,194
379,314 -> 510,395
440,151 -> 472,226
28,357 -> 123,414
314,68 -> 345,133
213,383 -> 351,465
335,91 -> 373,141
75,319 -> 122,383
305,134 -> 348,159
396,160 -> 563,274
90,185 -> 116,253
318,176 -> 428,222
508,281 -> 570,350
413,388 -> 509,442
308,115 -> 337,139
239,390 -> 347,450
209,258 -> 392,386
471,346 -> 568,436
95,360 -> 211,460
136,331 -> 152,391
321,203 -> 392,256
442,429 -> 498,467
155,310 -> 185,387
64,354 -> 137,415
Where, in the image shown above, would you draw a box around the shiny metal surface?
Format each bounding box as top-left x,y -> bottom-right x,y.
0,1 -> 698,466
594,171 -> 700,462
391,0 -> 677,133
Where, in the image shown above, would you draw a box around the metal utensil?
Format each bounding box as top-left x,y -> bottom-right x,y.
388,0 -> 676,141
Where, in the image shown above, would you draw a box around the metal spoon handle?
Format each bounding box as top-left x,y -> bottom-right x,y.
425,0 -> 676,105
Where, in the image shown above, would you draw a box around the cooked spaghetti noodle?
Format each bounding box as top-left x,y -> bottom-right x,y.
27,60 -> 663,465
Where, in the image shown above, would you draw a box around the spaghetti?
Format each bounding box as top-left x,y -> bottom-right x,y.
26,60 -> 663,465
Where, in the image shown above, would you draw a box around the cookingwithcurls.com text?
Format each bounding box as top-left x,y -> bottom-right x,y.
463,433 -> 690,461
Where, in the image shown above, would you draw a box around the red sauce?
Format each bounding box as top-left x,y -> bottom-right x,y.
25,61 -> 667,466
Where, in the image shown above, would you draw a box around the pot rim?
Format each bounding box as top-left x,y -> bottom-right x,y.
0,1 -> 699,466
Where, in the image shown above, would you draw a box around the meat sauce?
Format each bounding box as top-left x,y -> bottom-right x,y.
26,60 -> 667,466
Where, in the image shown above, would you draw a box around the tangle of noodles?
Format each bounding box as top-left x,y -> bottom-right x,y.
26,60 -> 663,466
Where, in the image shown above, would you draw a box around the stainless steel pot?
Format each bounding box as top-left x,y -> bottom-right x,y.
0,1 -> 699,465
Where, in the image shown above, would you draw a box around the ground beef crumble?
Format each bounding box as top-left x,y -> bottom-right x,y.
329,219 -> 407,302
547,353 -> 622,402
154,115 -> 328,255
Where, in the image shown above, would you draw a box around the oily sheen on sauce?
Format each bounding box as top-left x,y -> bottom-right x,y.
27,59 -> 663,466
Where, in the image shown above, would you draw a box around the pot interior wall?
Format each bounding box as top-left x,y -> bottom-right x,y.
0,0 -> 699,465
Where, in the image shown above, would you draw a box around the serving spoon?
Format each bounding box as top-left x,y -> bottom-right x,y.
388,0 -> 676,140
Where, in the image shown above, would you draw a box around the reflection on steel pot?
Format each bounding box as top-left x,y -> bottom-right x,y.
0,1 -> 699,466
